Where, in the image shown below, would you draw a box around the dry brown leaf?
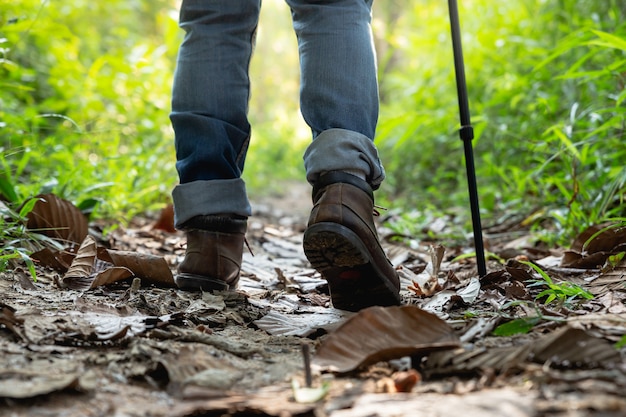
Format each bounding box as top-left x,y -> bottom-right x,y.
107,250 -> 175,287
561,222 -> 626,269
152,203 -> 176,233
30,247 -> 73,272
587,264 -> 626,296
312,305 -> 461,373
424,344 -> 533,376
531,325 -> 621,367
26,193 -> 88,244
571,223 -> 626,253
63,235 -> 98,280
90,267 -> 135,288
407,245 -> 445,296
62,235 -> 134,290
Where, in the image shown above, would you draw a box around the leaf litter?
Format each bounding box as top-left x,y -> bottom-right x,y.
0,187 -> 625,416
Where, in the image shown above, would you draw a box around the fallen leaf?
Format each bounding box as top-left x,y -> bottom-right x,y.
312,305 -> 461,373
531,325 -> 622,367
424,344 -> 533,376
25,193 -> 88,245
61,235 -> 99,289
561,222 -> 626,269
62,235 -> 133,290
107,249 -> 175,287
152,203 -> 176,233
254,309 -> 346,337
30,247 -> 73,272
457,277 -> 481,304
586,261 -> 626,296
407,245 -> 445,296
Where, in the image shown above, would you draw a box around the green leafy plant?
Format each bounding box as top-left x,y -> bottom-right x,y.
520,260 -> 594,305
375,0 -> 626,245
492,300 -> 566,337
0,198 -> 61,281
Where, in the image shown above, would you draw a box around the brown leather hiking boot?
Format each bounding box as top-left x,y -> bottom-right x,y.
175,215 -> 247,291
303,171 -> 401,311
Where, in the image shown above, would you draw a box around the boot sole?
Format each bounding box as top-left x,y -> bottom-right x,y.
303,222 -> 401,311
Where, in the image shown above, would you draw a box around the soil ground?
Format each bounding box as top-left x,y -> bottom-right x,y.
1,181 -> 625,417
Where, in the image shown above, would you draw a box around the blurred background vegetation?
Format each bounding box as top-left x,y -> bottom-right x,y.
1,0 -> 625,246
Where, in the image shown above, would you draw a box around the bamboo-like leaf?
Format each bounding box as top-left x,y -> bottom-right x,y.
589,29 -> 626,51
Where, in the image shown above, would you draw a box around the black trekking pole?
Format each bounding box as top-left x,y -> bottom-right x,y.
447,0 -> 487,277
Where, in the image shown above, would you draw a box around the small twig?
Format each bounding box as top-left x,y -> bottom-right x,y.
301,342 -> 312,388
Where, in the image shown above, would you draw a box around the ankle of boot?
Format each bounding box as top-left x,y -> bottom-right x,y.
180,215 -> 247,234
312,171 -> 374,203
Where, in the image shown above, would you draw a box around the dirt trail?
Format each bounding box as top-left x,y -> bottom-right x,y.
1,181 -> 625,417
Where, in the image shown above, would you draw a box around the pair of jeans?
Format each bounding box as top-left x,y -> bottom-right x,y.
171,0 -> 386,227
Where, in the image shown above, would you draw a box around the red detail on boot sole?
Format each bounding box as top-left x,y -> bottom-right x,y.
339,270 -> 361,280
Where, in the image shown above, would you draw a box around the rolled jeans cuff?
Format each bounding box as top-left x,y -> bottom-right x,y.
304,128 -> 386,190
172,178 -> 251,228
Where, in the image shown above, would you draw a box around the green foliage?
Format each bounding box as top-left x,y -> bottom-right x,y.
520,260 -> 594,305
1,0 -> 625,250
493,316 -> 541,337
1,0 -> 181,220
0,197 -> 59,280
375,0 -> 626,245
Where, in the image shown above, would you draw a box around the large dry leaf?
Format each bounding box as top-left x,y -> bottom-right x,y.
30,246 -> 73,272
254,309 -> 346,336
425,344 -> 533,377
571,223 -> 626,253
26,193 -> 88,244
531,325 -> 621,367
561,223 -> 626,268
313,305 -> 461,373
107,249 -> 175,287
62,234 -> 98,288
587,263 -> 626,296
566,312 -> 626,338
60,236 -> 175,289
62,235 -> 133,290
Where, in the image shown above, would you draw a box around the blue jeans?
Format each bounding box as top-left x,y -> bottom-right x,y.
171,0 -> 386,227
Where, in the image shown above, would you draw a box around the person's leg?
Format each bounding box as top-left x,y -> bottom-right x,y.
171,0 -> 261,226
286,0 -> 385,189
287,0 -> 400,311
170,0 -> 261,291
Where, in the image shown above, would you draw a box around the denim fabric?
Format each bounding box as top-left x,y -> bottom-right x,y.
171,0 -> 385,227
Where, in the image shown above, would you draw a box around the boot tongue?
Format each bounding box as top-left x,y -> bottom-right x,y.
312,171 -> 374,203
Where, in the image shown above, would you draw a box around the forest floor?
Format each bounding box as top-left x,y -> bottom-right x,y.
1,181 -> 625,417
